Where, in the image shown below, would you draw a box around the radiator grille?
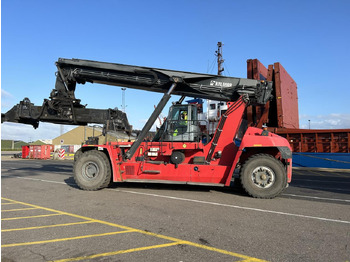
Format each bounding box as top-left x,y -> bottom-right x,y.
125,165 -> 135,176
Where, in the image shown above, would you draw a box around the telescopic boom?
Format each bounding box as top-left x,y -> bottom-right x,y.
1,58 -> 273,131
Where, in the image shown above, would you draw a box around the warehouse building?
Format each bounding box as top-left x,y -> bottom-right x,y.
52,126 -> 134,147
2,126 -> 135,156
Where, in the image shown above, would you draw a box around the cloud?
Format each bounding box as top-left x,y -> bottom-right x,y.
1,89 -> 14,98
299,113 -> 350,129
139,114 -> 350,131
2,113 -> 348,143
137,119 -> 158,131
1,89 -> 15,109
1,122 -> 75,142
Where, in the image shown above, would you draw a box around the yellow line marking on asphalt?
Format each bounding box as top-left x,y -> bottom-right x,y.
238,259 -> 265,262
2,229 -> 136,247
1,213 -> 62,221
178,240 -> 266,261
333,172 -> 350,178
2,221 -> 96,232
52,241 -> 185,262
1,197 -> 267,261
310,170 -> 350,178
2,207 -> 38,212
293,170 -> 326,177
308,170 -> 328,177
1,202 -> 17,205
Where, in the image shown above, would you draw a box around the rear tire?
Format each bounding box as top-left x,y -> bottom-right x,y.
240,154 -> 287,198
73,150 -> 111,191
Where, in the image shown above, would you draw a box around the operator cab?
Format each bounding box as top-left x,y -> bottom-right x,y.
153,104 -> 202,142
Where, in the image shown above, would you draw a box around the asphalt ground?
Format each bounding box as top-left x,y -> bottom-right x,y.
1,156 -> 350,262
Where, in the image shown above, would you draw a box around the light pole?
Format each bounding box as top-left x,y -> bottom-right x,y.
121,87 -> 126,113
308,120 -> 311,129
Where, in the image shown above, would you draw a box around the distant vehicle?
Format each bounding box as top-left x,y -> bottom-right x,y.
13,152 -> 22,158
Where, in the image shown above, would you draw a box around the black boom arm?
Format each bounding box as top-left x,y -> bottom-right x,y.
1,58 -> 273,132
55,58 -> 273,104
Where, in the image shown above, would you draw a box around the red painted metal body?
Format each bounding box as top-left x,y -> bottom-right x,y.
84,99 -> 292,186
236,127 -> 293,183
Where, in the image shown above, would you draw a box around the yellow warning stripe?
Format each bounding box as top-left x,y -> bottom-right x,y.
1,213 -> 62,221
53,242 -> 185,262
2,221 -> 95,232
1,197 -> 267,262
2,230 -> 136,247
2,207 -> 38,212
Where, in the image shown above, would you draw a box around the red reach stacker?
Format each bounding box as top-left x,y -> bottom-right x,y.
2,58 -> 292,198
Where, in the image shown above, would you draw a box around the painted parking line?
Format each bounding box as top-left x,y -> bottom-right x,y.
110,189 -> 350,224
2,207 -> 39,212
293,170 -> 350,178
282,193 -> 350,203
293,178 -> 350,183
1,197 -> 267,262
333,172 -> 350,178
1,221 -> 96,232
293,170 -> 328,177
290,184 -> 350,193
2,230 -> 136,248
1,213 -> 62,221
9,176 -> 350,223
309,171 -> 347,178
292,169 -> 350,180
54,242 -> 185,262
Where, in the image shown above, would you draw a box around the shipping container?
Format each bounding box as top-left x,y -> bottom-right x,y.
22,145 -> 51,159
246,59 -> 350,154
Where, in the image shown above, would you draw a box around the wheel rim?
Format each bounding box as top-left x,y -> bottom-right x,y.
82,161 -> 100,180
251,166 -> 275,188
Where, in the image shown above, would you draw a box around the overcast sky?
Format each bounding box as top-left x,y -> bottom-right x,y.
2,0 -> 350,142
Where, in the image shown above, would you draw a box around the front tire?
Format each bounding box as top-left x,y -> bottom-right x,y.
240,154 -> 287,198
74,148 -> 83,162
73,150 -> 111,190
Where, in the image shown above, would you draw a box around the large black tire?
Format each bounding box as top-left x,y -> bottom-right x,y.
73,150 -> 111,191
240,154 -> 287,199
74,148 -> 83,162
